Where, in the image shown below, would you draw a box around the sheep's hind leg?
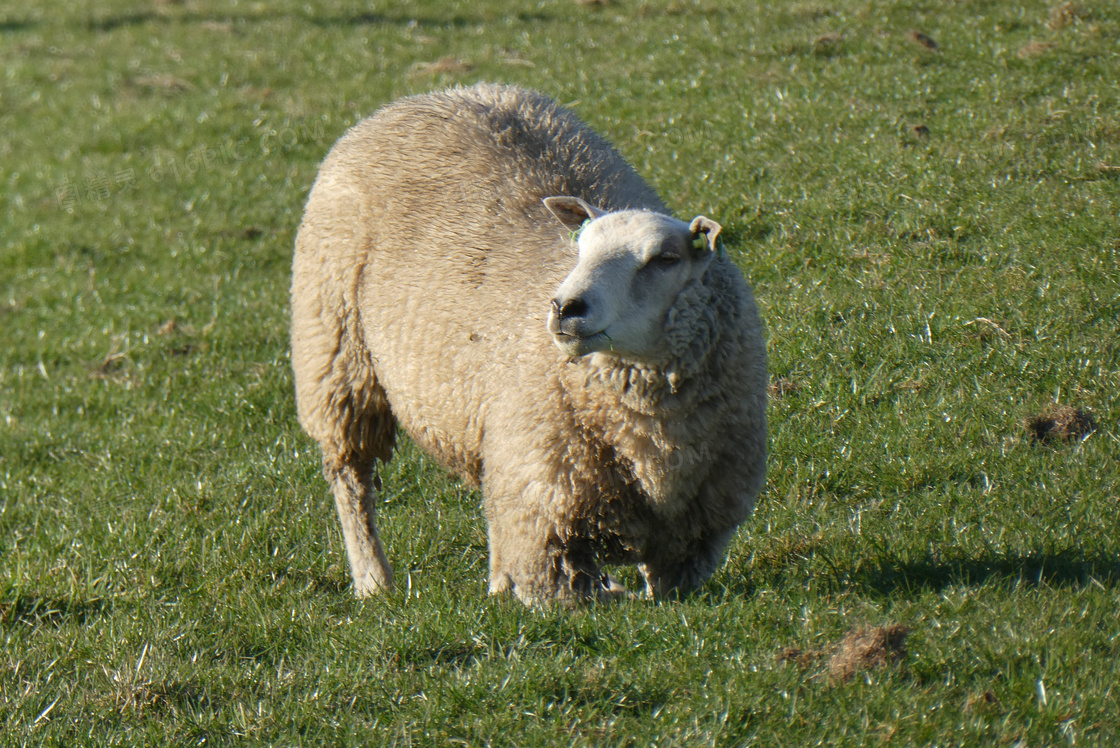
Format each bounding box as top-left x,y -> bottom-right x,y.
326,455 -> 393,596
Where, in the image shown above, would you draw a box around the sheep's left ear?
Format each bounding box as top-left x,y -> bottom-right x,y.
689,216 -> 723,256
543,196 -> 606,232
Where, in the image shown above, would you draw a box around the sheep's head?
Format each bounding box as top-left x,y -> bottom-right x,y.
543,196 -> 721,361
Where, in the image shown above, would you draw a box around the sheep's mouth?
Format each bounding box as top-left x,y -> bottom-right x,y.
551,330 -> 611,357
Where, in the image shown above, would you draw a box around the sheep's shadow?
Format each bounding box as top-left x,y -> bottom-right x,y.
73,10 -> 553,33
0,593 -> 113,628
851,550 -> 1120,596
0,19 -> 38,32
712,549 -> 1120,601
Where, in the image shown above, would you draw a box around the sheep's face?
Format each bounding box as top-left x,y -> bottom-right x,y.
543,197 -> 721,361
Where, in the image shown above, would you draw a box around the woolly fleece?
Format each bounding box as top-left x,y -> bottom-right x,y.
291,83 -> 767,603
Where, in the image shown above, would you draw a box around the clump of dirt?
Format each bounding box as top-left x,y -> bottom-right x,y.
779,624 -> 911,682
965,690 -> 1001,712
906,30 -> 939,51
813,33 -> 843,56
1026,405 -> 1096,444
768,377 -> 802,398
778,645 -> 825,669
827,624 -> 910,681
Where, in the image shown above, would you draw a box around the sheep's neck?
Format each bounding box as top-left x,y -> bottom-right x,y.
578,353 -> 710,413
561,352 -> 722,509
559,270 -> 738,506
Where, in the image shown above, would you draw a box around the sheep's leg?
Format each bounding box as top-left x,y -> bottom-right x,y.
292,243 -> 397,597
640,465 -> 760,599
560,539 -> 631,602
486,499 -> 623,604
326,456 -> 393,596
485,508 -> 561,604
639,526 -> 736,599
294,358 -> 396,597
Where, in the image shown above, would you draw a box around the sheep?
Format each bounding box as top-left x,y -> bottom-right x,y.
290,82 -> 767,603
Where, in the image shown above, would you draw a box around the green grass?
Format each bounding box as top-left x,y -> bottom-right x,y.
2,0 -> 1119,744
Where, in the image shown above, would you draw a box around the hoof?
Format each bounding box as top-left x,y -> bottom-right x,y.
353,567 -> 393,598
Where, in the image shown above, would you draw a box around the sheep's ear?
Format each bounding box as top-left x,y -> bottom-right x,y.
689,216 -> 723,256
543,196 -> 606,232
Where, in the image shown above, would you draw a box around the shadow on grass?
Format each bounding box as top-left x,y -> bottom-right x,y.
712,549 -> 1120,601
391,642 -> 481,672
853,550 -> 1120,596
0,593 -> 112,628
309,11 -> 555,28
266,567 -> 352,596
77,9 -> 554,33
0,18 -> 39,32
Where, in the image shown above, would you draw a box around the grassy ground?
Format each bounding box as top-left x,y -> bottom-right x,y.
2,0 -> 1119,744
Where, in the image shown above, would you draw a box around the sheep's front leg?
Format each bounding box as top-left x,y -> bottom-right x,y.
485,488 -> 563,604
641,467 -> 760,599
326,457 -> 393,596
484,483 -> 626,604
639,526 -> 736,599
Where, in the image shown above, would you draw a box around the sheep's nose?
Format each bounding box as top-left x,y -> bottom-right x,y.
553,297 -> 588,321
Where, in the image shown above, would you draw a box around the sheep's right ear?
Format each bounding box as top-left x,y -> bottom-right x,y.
689,216 -> 723,256
543,196 -> 606,232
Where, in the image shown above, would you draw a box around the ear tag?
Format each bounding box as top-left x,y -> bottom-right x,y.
570,219 -> 591,244
692,235 -> 726,257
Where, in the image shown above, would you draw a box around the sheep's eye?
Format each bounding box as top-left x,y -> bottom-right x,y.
649,253 -> 681,268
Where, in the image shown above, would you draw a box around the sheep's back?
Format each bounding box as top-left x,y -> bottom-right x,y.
301,84 -> 665,481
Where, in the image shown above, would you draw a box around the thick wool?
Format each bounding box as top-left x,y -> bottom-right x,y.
291,83 -> 767,603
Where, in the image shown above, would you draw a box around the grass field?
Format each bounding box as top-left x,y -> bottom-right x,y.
2,0 -> 1119,744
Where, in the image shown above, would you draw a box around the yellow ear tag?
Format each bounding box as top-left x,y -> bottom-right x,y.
693,235 -> 726,257
570,219 -> 591,244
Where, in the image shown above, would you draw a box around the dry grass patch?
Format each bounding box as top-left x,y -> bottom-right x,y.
1017,41 -> 1055,58
768,377 -> 803,398
412,57 -> 474,76
1047,2 -> 1085,30
87,337 -> 132,382
130,74 -> 195,93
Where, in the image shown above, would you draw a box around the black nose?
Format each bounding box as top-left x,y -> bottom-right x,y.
553,297 -> 588,320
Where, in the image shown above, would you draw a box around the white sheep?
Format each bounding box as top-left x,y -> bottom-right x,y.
291,83 -> 767,603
